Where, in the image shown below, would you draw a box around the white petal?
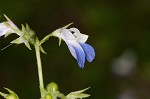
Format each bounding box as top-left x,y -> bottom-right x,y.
0,23 -> 9,37
67,42 -> 77,59
60,29 -> 76,41
69,28 -> 88,43
0,29 -> 8,37
77,33 -> 88,43
69,28 -> 80,36
0,23 -> 7,29
0,21 -> 17,37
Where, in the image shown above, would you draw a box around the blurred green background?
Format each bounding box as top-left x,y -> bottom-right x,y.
0,0 -> 150,99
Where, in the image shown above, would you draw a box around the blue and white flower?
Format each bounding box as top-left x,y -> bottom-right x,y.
53,27 -> 95,68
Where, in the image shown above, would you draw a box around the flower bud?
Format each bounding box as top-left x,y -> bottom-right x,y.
6,94 -> 18,99
45,94 -> 52,99
46,82 -> 58,92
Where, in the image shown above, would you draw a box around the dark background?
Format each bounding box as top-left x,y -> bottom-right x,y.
0,0 -> 150,99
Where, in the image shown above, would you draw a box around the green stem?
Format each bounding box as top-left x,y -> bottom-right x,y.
35,43 -> 44,97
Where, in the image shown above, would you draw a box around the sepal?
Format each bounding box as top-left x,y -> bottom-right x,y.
66,87 -> 90,99
40,46 -> 47,54
3,14 -> 11,22
10,23 -> 36,50
63,22 -> 74,29
21,24 -> 36,45
40,22 -> 73,46
25,42 -> 32,50
0,88 -> 19,99
10,37 -> 32,50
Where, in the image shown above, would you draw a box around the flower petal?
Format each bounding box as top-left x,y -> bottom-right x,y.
65,41 -> 85,68
69,28 -> 88,43
61,29 -> 75,41
67,44 -> 77,59
0,22 -> 17,37
72,44 -> 85,68
0,29 -> 8,37
60,29 -> 86,68
60,29 -> 77,59
80,43 -> 95,62
0,23 -> 8,37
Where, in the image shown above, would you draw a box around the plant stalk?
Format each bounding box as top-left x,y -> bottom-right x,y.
35,44 -> 44,97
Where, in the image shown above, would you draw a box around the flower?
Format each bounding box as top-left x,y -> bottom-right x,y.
0,15 -> 35,50
53,27 -> 95,68
0,15 -> 19,37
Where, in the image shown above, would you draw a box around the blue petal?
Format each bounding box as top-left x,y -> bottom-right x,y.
80,43 -> 95,62
72,45 -> 85,68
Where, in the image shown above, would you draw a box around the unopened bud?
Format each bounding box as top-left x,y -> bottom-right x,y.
6,94 -> 18,99
46,82 -> 58,92
45,94 -> 52,99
